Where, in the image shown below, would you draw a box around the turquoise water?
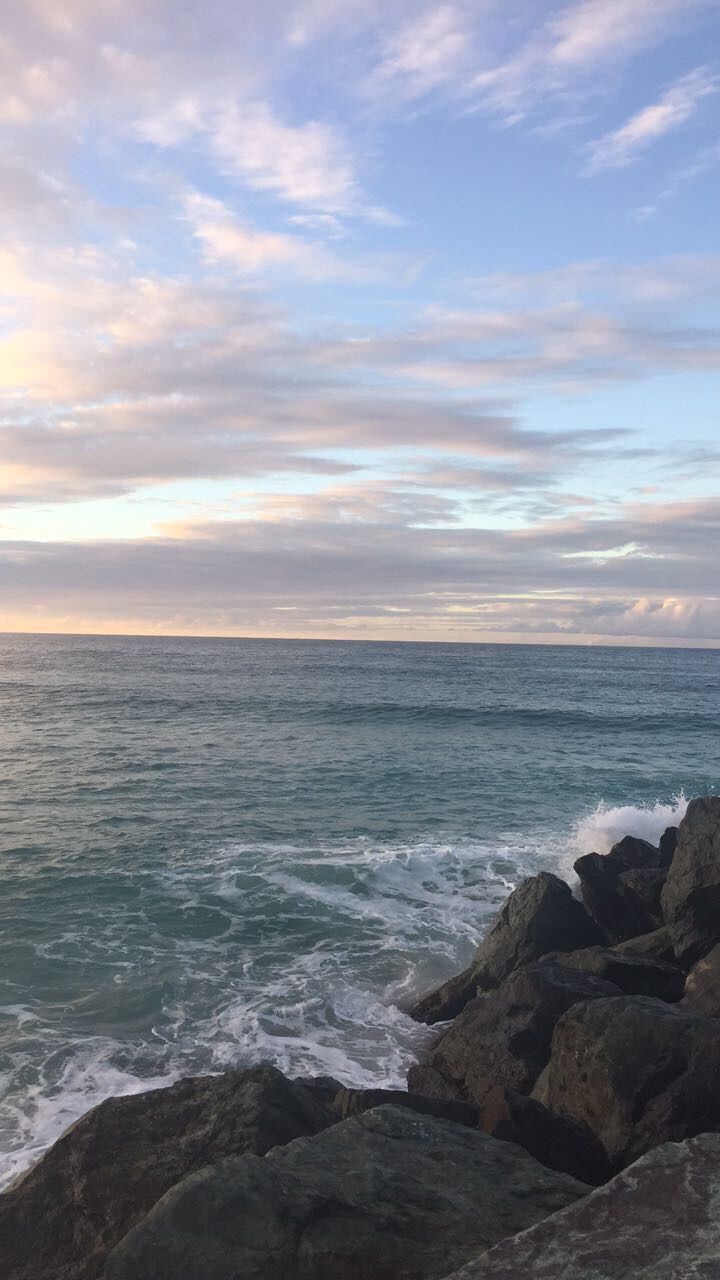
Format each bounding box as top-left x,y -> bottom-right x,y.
0,634 -> 716,1185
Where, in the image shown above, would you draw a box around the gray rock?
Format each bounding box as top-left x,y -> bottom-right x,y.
331,1087 -> 479,1129
410,873 -> 603,1024
661,795 -> 720,964
574,846 -> 662,943
474,1086 -> 611,1185
542,995 -> 720,1170
409,964 -> 479,1024
440,1133 -> 720,1280
408,963 -> 621,1107
613,925 -> 677,965
538,945 -> 684,1002
658,825 -> 679,867
0,1063 -> 336,1280
103,1106 -> 589,1280
684,941 -> 720,1017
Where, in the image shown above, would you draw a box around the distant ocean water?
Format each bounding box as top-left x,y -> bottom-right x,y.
0,634 -> 717,1187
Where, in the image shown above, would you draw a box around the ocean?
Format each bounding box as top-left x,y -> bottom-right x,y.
0,634 -> 716,1188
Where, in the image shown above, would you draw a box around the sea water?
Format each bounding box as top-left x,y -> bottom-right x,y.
0,634 -> 716,1187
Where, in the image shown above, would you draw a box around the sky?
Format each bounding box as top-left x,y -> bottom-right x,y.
1,0 -> 719,645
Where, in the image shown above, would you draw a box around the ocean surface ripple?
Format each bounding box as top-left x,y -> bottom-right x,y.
0,635 -> 716,1187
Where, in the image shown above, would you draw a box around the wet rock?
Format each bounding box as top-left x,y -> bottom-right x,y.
0,1063 -> 336,1280
541,995 -> 720,1170
103,1106 -> 589,1280
574,841 -> 663,942
440,1133 -> 720,1280
408,963 -> 621,1107
658,825 -> 679,867
661,795 -> 720,964
410,873 -> 603,1024
332,1087 -> 479,1128
613,926 -> 677,965
475,1086 -> 611,1185
539,945 -> 684,1002
683,942 -> 720,1017
410,964 -> 479,1025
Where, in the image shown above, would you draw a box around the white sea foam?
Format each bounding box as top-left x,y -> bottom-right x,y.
556,794 -> 688,880
0,804 -> 693,1190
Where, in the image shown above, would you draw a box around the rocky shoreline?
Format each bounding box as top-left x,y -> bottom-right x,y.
3,795 -> 720,1279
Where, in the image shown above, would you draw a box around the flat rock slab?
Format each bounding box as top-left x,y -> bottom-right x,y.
538,946 -> 684,1002
103,1105 -> 589,1280
440,1133 -> 720,1280
0,1064 -> 335,1280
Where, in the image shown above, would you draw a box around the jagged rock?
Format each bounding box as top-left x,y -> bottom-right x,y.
658,825 -> 679,867
439,1133 -> 720,1280
408,963 -> 621,1107
410,964 -> 479,1024
475,1086 -> 611,1185
661,795 -> 720,964
332,1087 -> 479,1128
608,835 -> 659,867
614,925 -> 677,965
103,1106 -> 589,1280
541,995 -> 720,1170
0,1064 -> 336,1280
538,946 -> 684,1002
410,873 -> 603,1024
574,838 -> 663,942
683,942 -> 720,1017
617,866 -> 666,928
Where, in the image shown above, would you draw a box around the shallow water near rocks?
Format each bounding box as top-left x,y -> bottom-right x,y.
0,634 -> 716,1187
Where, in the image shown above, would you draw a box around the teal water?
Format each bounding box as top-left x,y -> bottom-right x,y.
0,634 -> 717,1185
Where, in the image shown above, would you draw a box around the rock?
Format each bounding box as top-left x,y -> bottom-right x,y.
541,995 -> 720,1170
439,1133 -> 720,1280
607,835 -> 660,868
684,942 -> 720,1017
408,963 -> 621,1107
658,825 -> 678,867
103,1106 -> 590,1280
661,795 -> 720,964
475,1086 -> 611,1185
410,964 -> 479,1024
538,946 -> 684,1002
574,845 -> 663,943
332,1087 -> 479,1129
410,873 -> 603,1024
0,1064 -> 336,1280
613,925 -> 677,965
617,867 -> 666,928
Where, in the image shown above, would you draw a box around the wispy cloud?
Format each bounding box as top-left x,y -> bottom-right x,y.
587,67 -> 718,172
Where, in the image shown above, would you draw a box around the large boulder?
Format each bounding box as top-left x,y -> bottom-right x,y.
573,838 -> 665,943
541,995 -> 720,1170
331,1087 -> 479,1129
103,1106 -> 589,1280
538,946 -> 684,1002
0,1064 -> 336,1280
410,873 -> 603,1024
658,825 -> 679,867
683,942 -> 720,1017
475,1086 -> 610,1185
410,964 -> 479,1024
408,963 -> 621,1107
613,925 -> 677,965
661,795 -> 720,964
440,1133 -> 720,1280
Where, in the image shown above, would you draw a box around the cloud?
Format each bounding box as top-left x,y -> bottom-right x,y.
587,68 -> 719,172
1,494 -> 719,643
470,0 -> 709,122
367,5 -> 474,101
